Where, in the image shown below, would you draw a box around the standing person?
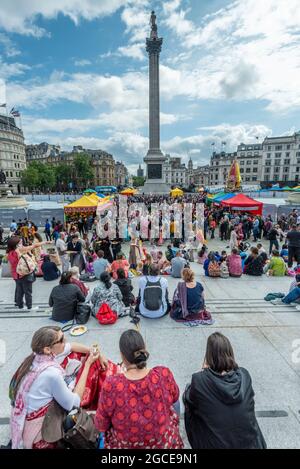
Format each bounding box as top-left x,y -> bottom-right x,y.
252,217 -> 260,242
95,329 -> 183,449
10,219 -> 17,234
229,227 -> 238,251
56,232 -> 69,273
6,236 -> 49,310
44,219 -> 51,242
267,224 -> 279,255
51,217 -> 56,230
209,218 -> 216,240
183,332 -> 266,449
286,225 -> 300,268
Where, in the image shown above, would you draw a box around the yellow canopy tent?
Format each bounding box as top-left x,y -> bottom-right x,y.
64,195 -> 98,213
88,192 -> 101,202
120,188 -> 137,196
170,188 -> 184,197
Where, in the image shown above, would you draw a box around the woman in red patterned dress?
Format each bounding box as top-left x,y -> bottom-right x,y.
95,329 -> 183,449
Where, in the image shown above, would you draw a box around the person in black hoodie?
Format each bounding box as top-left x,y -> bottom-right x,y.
183,332 -> 266,449
114,268 -> 135,307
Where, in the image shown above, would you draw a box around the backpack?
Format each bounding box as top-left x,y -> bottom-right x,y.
16,253 -> 37,277
96,303 -> 117,325
143,277 -> 162,311
208,261 -> 221,277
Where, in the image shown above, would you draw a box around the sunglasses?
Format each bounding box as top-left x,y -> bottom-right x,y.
51,334 -> 65,346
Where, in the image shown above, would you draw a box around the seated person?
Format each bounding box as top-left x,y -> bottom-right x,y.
203,252 -> 217,277
227,248 -> 243,277
170,251 -> 187,278
110,253 -> 130,280
244,247 -> 264,276
257,243 -> 268,264
136,264 -> 170,318
157,251 -> 170,272
69,266 -> 89,297
114,268 -> 135,307
219,250 -> 228,263
93,250 -> 110,279
280,244 -> 289,263
183,332 -> 266,449
95,329 -> 183,449
142,254 -> 152,276
272,275 -> 300,307
41,255 -> 61,281
91,271 -> 125,317
165,244 -> 175,262
85,255 -> 95,275
170,268 -> 212,323
49,272 -> 85,322
264,250 -> 287,276
9,326 -> 101,449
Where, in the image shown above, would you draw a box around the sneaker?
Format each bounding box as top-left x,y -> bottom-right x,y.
271,299 -> 284,305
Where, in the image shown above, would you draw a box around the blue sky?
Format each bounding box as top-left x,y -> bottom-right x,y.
0,0 -> 299,173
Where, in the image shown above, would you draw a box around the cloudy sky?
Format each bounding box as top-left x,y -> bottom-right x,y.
0,0 -> 299,173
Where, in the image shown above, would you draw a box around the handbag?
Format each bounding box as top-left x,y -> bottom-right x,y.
16,253 -> 37,278
41,401 -> 98,449
96,303 -> 117,325
76,303 -> 91,324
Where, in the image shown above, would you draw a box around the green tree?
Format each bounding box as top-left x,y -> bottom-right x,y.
55,163 -> 72,191
28,162 -> 56,191
21,166 -> 40,191
132,176 -> 145,187
74,153 -> 94,189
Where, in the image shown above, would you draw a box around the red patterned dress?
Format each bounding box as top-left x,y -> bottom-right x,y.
95,366 -> 183,449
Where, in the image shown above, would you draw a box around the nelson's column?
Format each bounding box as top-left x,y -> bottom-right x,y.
143,11 -> 169,194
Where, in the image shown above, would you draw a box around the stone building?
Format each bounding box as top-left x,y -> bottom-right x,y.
0,115 -> 26,193
261,132 -> 300,186
115,161 -> 128,187
163,154 -> 187,186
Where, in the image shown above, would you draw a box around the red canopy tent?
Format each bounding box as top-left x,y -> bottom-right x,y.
221,193 -> 263,215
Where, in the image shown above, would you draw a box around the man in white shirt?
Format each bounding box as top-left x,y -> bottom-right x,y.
137,264 -> 169,318
56,232 -> 69,273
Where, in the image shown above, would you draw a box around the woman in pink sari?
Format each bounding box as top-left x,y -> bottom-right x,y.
9,326 -> 101,449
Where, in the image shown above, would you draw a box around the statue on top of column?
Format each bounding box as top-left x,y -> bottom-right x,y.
150,10 -> 158,38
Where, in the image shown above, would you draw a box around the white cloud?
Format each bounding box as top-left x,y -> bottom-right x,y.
121,1 -> 150,44
0,0 -> 131,36
0,58 -> 29,80
74,59 -> 92,67
162,0 -> 300,113
117,43 -> 145,61
0,33 -> 20,57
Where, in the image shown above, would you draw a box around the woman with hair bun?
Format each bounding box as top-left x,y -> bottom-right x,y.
95,329 -> 183,449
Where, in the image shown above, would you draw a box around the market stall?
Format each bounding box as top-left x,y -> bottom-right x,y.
170,187 -> 183,197
221,193 -> 263,215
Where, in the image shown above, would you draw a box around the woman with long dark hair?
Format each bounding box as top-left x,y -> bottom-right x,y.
183,332 -> 266,449
49,272 -> 85,321
9,326 -> 100,449
7,236 -> 49,310
95,329 -> 183,449
91,271 -> 125,316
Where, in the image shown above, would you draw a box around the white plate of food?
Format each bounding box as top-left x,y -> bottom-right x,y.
70,325 -> 88,336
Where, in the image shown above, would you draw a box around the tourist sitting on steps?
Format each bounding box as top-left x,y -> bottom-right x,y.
49,272 -> 85,322
136,264 -> 170,318
41,255 -> 61,281
183,332 -> 267,449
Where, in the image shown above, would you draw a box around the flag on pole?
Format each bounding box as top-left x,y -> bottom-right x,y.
0,103 -> 6,107
10,107 -> 20,117
226,159 -> 242,192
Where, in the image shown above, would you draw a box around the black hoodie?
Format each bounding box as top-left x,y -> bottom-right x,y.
114,278 -> 134,306
183,367 -> 266,449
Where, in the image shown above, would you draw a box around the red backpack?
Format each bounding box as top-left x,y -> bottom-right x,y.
96,303 -> 117,325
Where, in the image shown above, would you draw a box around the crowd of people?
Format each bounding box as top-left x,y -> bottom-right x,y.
4,196 -> 300,450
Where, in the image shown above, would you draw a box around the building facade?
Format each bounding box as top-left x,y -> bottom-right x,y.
115,161 -> 128,187
0,115 -> 26,193
25,143 -> 116,187
137,164 -> 144,177
163,154 -> 188,186
261,132 -> 300,186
